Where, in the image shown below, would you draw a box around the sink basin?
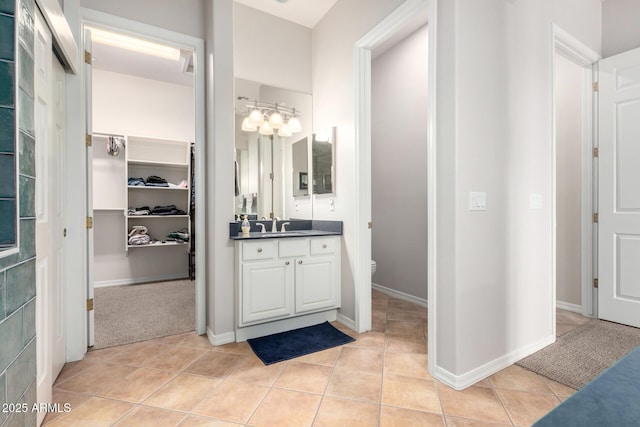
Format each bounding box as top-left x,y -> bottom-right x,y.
264,230 -> 309,236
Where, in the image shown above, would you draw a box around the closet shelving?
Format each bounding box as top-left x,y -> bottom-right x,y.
125,136 -> 191,251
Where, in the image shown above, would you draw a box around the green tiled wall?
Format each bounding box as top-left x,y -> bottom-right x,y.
0,0 -> 37,426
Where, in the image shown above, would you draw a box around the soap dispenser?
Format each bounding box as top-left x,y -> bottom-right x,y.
241,215 -> 250,235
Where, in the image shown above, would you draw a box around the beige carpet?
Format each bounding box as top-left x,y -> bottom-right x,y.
517,319 -> 640,390
93,280 -> 195,349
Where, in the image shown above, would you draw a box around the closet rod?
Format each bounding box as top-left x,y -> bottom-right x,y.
92,132 -> 126,138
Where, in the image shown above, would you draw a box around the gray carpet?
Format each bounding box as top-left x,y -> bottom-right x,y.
517,319 -> 640,390
94,280 -> 195,349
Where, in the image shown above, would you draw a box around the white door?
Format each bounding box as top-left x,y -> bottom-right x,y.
295,257 -> 337,314
34,10 -> 66,425
241,261 -> 293,325
598,47 -> 640,327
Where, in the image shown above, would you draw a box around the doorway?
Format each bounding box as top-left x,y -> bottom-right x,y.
354,0 -> 433,371
370,23 -> 428,321
77,9 -> 206,350
553,51 -> 594,334
551,25 -> 601,328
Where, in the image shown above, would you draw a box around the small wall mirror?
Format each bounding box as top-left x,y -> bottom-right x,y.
312,127 -> 336,195
292,137 -> 309,197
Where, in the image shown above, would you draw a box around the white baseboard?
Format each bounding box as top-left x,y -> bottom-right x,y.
433,333 -> 556,390
556,300 -> 582,313
94,274 -> 189,288
336,313 -> 356,330
372,282 -> 428,308
207,327 -> 236,346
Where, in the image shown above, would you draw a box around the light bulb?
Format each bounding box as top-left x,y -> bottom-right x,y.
269,111 -> 283,129
242,116 -> 256,132
249,108 -> 264,126
259,122 -> 274,136
278,123 -> 292,137
287,116 -> 301,133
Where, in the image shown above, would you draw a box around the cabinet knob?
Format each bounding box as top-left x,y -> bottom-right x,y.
322,244 -> 327,248
257,248 -> 263,253
298,260 -> 303,264
285,261 -> 290,265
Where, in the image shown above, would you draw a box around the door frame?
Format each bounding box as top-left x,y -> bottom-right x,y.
66,8 -> 207,358
550,24 -> 601,321
353,0 -> 435,371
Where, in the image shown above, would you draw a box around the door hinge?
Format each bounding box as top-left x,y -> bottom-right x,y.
85,134 -> 92,147
84,50 -> 92,65
593,147 -> 599,157
86,298 -> 94,311
368,221 -> 373,229
593,213 -> 598,223
593,278 -> 598,289
269,173 -> 274,180
86,216 -> 93,229
593,82 -> 599,92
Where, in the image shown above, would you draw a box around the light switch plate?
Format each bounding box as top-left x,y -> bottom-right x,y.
530,193 -> 542,209
469,192 -> 487,211
329,199 -> 335,211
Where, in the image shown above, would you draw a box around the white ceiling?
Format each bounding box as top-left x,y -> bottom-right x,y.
234,0 -> 338,28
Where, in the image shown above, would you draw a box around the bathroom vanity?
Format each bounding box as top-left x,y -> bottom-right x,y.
230,220 -> 342,341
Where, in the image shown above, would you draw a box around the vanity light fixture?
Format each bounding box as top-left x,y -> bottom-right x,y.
238,97 -> 302,137
259,121 -> 274,136
87,26 -> 181,61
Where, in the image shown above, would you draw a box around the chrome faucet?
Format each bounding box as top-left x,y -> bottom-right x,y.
281,222 -> 290,232
271,217 -> 280,232
257,223 -> 266,233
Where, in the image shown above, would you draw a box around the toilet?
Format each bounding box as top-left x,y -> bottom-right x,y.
371,260 -> 377,278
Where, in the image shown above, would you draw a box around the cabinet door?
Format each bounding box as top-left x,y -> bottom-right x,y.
241,260 -> 294,325
295,256 -> 339,314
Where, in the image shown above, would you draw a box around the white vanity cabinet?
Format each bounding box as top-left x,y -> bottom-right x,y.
240,240 -> 294,324
235,235 -> 341,338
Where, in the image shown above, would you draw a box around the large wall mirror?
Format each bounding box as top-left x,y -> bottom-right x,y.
234,78 -> 312,220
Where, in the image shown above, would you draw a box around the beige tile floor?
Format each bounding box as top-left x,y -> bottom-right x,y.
43,291 -> 584,427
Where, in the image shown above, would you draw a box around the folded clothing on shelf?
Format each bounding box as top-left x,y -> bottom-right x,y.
151,204 -> 187,216
146,175 -> 169,187
128,225 -> 155,245
167,228 -> 189,242
128,234 -> 151,245
128,206 -> 151,216
128,177 -> 145,186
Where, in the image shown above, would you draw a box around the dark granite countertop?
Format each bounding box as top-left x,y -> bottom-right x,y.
229,220 -> 342,240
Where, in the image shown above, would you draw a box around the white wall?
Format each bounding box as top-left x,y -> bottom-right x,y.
371,25 -> 428,300
602,0 -> 640,57
427,0 -> 601,383
207,0 -> 236,341
233,3 -> 312,94
92,70 -> 195,140
555,53 -> 583,307
80,0 -> 206,39
312,0 -> 406,322
91,69 -> 194,285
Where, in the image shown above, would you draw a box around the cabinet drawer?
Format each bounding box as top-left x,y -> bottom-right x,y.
310,238 -> 337,255
279,239 -> 309,258
242,241 -> 276,261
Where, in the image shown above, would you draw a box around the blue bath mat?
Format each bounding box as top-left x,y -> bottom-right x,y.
247,321 -> 355,365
